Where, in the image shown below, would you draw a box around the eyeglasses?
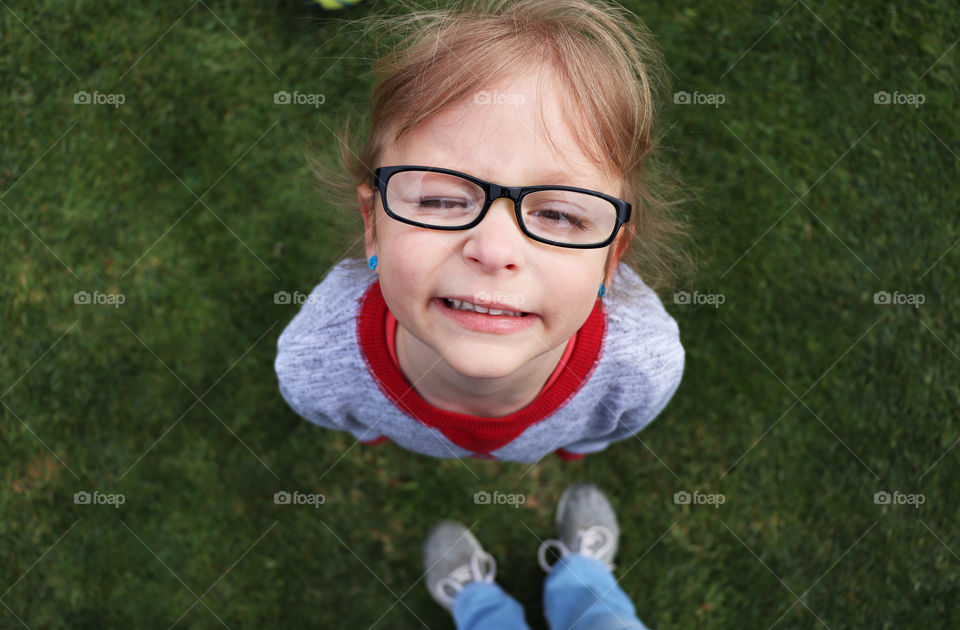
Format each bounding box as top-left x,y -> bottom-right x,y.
371,165 -> 631,249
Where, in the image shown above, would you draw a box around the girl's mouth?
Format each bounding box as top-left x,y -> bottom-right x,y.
440,297 -> 530,317
434,297 -> 537,334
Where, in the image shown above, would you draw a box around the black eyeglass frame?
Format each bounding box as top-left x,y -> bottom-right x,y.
371,165 -> 632,249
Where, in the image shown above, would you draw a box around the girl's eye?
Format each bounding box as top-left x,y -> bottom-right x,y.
530,208 -> 589,230
419,197 -> 470,209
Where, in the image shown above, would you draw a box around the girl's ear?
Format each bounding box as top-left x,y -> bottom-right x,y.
604,230 -> 630,285
357,182 -> 377,259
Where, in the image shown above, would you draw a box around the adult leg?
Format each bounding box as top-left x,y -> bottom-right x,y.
543,552 -> 648,630
453,580 -> 532,630
537,484 -> 653,630
423,520 -> 532,630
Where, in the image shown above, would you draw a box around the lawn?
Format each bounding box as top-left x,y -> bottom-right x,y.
2,0 -> 959,628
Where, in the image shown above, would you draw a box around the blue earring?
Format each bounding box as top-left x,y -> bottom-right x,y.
598,284 -> 606,298
368,255 -> 378,270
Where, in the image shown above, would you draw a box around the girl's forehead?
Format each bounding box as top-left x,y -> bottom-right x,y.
383,77 -> 619,190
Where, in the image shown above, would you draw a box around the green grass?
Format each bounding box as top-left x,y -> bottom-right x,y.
2,0 -> 959,628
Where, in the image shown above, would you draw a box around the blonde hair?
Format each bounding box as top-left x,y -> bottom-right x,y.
308,0 -> 698,292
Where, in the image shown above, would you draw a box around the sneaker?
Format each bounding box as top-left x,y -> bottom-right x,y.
422,520 -> 497,611
537,482 -> 620,573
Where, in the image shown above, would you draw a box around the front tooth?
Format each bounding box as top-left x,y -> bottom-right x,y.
451,299 -> 487,314
449,298 -> 520,316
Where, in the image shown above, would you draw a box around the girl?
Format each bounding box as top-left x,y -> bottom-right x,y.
275,0 -> 692,463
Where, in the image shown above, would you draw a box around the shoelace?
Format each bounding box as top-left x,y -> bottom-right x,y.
433,548 -> 496,607
537,525 -> 616,573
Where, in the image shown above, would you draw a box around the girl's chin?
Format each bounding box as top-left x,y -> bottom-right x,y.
444,354 -> 526,380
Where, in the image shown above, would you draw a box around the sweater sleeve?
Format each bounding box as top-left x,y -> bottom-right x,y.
561,335 -> 684,454
558,265 -> 686,455
274,260 -> 385,442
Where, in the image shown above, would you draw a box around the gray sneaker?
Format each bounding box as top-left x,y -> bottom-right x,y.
422,520 -> 497,611
537,482 -> 620,573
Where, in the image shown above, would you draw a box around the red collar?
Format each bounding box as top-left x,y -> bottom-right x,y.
356,280 -> 607,455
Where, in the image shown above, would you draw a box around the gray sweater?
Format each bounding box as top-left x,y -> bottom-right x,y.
274,258 -> 685,463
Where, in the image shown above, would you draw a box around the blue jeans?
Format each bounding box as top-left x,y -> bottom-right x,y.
451,553 -> 650,630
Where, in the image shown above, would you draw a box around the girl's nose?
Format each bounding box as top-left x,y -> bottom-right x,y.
463,198 -> 527,269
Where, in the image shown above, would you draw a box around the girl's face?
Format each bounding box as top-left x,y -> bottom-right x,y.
358,69 -> 626,381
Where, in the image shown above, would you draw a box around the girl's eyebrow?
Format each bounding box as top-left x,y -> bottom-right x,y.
457,165 -> 588,187
530,168 -> 573,184
528,170 -> 611,190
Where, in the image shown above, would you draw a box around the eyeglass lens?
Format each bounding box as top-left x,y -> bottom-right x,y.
384,170 -> 618,246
